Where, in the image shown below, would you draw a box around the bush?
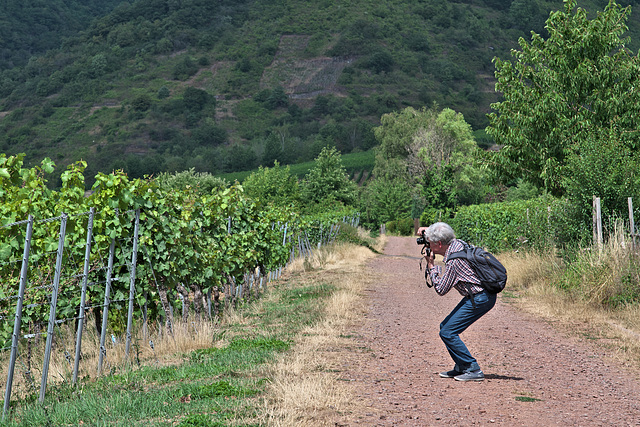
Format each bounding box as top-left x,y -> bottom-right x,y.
192,123 -> 227,146
396,217 -> 414,236
361,49 -> 395,73
183,87 -> 212,111
450,196 -> 563,252
554,224 -> 640,308
420,208 -> 453,228
131,94 -> 152,111
157,86 -> 170,99
385,220 -> 396,234
334,223 -> 379,252
173,56 -> 199,80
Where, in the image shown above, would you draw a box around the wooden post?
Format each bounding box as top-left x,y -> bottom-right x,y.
413,218 -> 420,235
593,196 -> 603,252
629,197 -> 636,250
213,286 -> 220,317
547,206 -> 552,248
593,195 -> 598,247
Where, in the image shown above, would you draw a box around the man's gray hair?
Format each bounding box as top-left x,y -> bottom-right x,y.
425,222 -> 455,245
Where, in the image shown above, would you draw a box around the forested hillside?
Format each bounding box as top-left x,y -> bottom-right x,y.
0,0 -> 124,70
0,0 -> 638,186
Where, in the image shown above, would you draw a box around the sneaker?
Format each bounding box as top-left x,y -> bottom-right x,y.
454,370 -> 485,382
439,369 -> 463,378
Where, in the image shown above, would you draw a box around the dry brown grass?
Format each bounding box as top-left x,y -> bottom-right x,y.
257,239 -> 383,426
0,316 -> 226,399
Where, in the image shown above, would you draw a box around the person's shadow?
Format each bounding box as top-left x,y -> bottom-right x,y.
485,373 -> 524,381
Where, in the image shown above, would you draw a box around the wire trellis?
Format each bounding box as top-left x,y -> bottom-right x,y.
1,208 -> 357,422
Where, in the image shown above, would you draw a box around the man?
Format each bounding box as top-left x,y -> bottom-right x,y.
417,222 -> 496,382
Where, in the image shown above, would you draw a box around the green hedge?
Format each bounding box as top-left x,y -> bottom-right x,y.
385,217 -> 414,236
418,196 -> 569,253
450,196 -> 565,252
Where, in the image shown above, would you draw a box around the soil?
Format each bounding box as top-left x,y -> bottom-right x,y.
336,236 -> 640,426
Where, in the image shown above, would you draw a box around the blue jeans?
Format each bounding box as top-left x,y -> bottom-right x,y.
439,291 -> 497,373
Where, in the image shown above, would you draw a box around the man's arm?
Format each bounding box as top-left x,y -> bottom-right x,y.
428,260 -> 464,296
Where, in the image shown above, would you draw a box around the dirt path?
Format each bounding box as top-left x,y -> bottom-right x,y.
337,236 -> 640,426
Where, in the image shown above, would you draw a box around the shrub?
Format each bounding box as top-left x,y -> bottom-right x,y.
385,220 -> 396,234
192,123 -> 227,146
555,223 -> 640,308
172,56 -> 199,80
183,87 -> 212,111
157,86 -> 170,99
361,49 -> 395,73
396,217 -> 414,236
131,94 -> 152,111
450,196 -> 563,252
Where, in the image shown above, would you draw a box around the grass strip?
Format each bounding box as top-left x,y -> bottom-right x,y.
1,280 -> 335,427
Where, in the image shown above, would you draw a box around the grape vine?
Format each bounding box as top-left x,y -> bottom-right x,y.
0,154 -> 357,344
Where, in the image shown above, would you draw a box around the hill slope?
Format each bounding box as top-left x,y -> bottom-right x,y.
0,0 -> 638,185
0,0 -> 123,70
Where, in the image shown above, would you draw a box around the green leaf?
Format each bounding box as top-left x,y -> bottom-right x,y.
0,245 -> 12,261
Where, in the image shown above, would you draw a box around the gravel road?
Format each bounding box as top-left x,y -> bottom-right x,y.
338,236 -> 640,426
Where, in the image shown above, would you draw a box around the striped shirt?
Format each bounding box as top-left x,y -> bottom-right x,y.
428,239 -> 484,297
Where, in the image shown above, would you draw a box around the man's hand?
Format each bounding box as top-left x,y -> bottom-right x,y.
426,251 -> 435,270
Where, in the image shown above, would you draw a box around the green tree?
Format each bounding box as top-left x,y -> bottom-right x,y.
173,56 -> 199,80
411,108 -> 487,207
563,126 -> 640,226
242,161 -> 300,207
301,146 -> 357,209
131,94 -> 152,111
373,106 -> 433,182
487,0 -> 640,198
266,86 -> 288,109
363,49 -> 395,73
183,87 -> 212,111
155,168 -> 228,194
90,53 -> 108,77
224,144 -> 257,172
509,0 -> 545,33
192,121 -> 227,146
359,177 -> 412,228
157,86 -> 170,99
262,132 -> 283,166
372,106 -> 486,211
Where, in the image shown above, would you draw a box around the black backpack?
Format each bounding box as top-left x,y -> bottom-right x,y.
448,243 -> 507,294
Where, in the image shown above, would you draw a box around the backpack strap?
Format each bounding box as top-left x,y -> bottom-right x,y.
448,244 -> 480,307
447,241 -> 471,262
463,282 -> 477,309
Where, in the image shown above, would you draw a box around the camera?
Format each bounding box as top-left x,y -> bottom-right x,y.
417,231 -> 433,288
417,232 -> 431,257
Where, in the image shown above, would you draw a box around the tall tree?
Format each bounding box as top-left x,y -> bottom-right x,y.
487,0 -> 640,197
359,177 -> 412,229
262,132 -> 284,166
372,105 -> 486,212
243,161 -> 300,207
301,146 -> 357,208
